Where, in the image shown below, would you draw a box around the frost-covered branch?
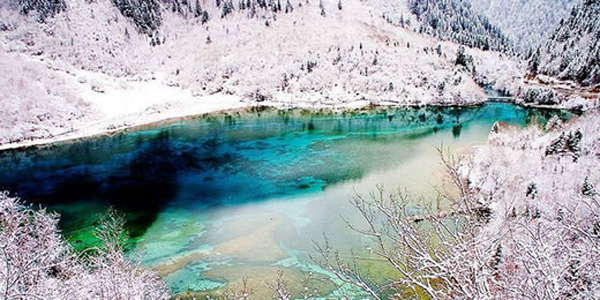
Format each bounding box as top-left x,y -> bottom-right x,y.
0,192 -> 170,299
313,113 -> 600,299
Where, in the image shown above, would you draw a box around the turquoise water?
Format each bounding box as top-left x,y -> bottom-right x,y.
0,103 -> 568,298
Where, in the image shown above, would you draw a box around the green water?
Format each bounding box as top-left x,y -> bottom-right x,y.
0,103 -> 569,298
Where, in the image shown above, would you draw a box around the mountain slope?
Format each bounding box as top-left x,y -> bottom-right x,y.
407,0 -> 511,53
0,0 -> 519,146
469,0 -> 575,54
531,0 -> 600,87
7,0 -> 67,21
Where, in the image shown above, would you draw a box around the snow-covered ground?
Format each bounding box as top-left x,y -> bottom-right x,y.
0,0 -> 531,149
457,112 -> 600,298
0,49 -> 249,150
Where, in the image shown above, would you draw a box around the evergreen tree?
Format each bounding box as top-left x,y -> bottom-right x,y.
285,0 -> 293,13
545,129 -> 582,161
17,0 -> 66,22
582,175 -> 595,196
221,0 -> 233,18
194,0 -> 202,18
306,60 -> 317,73
528,48 -> 541,76
491,243 -> 503,271
455,46 -> 473,69
250,0 -> 257,16
526,182 -> 538,199
201,10 -> 210,23
407,0 -> 511,52
546,132 -> 566,156
532,0 -> 600,85
532,207 -> 541,219
111,0 -> 162,35
566,129 -> 583,161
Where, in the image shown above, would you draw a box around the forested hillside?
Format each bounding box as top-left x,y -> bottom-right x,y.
469,0 -> 575,54
8,0 -> 66,21
406,0 -> 511,53
0,0 -> 520,145
531,0 -> 600,87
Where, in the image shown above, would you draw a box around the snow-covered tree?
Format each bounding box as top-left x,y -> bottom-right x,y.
111,0 -> 162,34
0,192 -> 170,299
468,0 -> 576,54
11,0 -> 66,22
194,0 -> 202,18
319,0 -> 325,17
221,0 -> 234,18
533,0 -> 600,86
316,113 -> 600,298
455,46 -> 473,70
407,0 -> 512,53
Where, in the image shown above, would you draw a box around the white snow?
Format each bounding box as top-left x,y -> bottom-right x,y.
469,0 -> 576,53
0,50 -> 249,150
452,112 -> 600,298
0,0 -> 537,149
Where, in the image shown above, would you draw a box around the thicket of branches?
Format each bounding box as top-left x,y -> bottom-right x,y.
0,192 -> 170,299
0,191 -> 322,299
312,149 -> 495,299
313,114 -> 600,299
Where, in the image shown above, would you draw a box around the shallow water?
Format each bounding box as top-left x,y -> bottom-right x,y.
0,103 -> 568,298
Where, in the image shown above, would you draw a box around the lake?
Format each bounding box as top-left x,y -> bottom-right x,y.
0,103 -> 568,298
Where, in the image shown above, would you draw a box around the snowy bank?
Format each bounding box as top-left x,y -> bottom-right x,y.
0,50 -> 249,150
1,0 -> 521,149
457,112 -> 600,298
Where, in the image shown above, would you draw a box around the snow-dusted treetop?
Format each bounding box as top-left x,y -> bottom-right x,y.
532,0 -> 600,86
469,0 -> 576,54
407,0 -> 512,53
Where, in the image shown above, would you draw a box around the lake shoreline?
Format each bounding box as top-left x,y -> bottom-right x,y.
0,98 -> 569,152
